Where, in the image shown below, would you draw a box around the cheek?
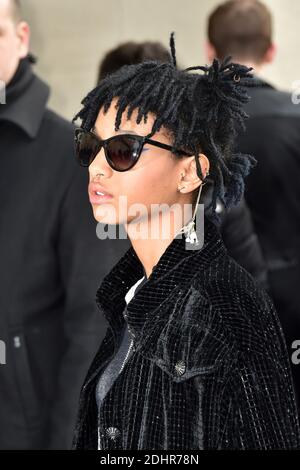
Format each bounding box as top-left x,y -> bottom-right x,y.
0,39 -> 10,60
0,30 -> 15,50
0,38 -> 19,80
124,158 -> 178,210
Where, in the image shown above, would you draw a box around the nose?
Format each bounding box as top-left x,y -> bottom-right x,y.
89,147 -> 112,179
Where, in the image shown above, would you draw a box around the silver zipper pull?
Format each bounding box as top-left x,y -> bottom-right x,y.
119,338 -> 134,374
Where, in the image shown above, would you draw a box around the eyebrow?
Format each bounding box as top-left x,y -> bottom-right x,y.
92,127 -> 138,139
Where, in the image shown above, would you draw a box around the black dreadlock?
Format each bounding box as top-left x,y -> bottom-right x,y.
73,32 -> 258,214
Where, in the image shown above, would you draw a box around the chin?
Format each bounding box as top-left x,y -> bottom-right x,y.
93,204 -> 121,225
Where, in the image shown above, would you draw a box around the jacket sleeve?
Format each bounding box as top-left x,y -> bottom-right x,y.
224,294 -> 300,449
47,163 -> 106,449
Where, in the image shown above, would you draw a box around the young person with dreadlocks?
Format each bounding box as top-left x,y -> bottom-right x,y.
96,39 -> 268,289
71,33 -> 300,450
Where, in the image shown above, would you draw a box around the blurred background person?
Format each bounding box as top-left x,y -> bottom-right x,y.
0,0 -> 126,449
206,0 -> 300,411
97,40 -> 172,82
97,39 -> 267,286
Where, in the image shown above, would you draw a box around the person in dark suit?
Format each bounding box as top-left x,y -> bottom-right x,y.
0,0 -> 128,449
206,0 -> 300,411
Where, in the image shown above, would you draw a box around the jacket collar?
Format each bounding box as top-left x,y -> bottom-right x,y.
0,57 -> 49,139
95,217 -> 227,347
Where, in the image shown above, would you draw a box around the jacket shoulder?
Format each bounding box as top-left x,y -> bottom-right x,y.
246,87 -> 300,118
192,254 -> 284,357
42,108 -> 75,136
39,108 -> 78,174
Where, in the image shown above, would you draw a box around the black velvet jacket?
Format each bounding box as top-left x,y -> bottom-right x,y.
72,218 -> 300,450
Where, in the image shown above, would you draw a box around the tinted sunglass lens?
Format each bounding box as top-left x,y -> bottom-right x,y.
75,130 -> 101,167
106,136 -> 141,171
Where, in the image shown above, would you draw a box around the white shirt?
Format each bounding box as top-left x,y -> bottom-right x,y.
125,276 -> 145,304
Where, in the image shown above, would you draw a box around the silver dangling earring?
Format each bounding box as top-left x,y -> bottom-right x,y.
176,169 -> 209,245
176,183 -> 204,244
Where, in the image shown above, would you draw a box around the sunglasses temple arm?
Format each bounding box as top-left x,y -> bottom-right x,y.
145,138 -> 194,156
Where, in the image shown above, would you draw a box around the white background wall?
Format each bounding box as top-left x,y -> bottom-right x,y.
22,0 -> 300,120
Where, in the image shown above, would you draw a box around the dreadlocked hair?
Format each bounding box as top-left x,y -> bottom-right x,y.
73,31 -> 258,214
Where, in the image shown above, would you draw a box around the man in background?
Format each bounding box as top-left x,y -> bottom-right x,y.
0,0 -> 127,449
206,0 -> 300,411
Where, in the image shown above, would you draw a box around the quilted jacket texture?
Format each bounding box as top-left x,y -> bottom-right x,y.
72,217 -> 300,450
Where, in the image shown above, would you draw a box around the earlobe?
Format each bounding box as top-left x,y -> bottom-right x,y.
264,43 -> 276,64
205,42 -> 216,63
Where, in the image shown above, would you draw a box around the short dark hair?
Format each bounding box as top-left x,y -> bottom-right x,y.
74,32 -> 256,215
97,41 -> 172,83
208,0 -> 272,62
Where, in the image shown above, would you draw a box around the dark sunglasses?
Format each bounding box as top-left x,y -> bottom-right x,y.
74,127 -> 193,172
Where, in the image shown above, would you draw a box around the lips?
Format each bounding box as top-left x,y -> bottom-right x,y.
88,183 -> 113,204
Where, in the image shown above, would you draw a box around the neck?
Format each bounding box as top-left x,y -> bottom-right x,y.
128,234 -> 173,280
125,203 -> 194,279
